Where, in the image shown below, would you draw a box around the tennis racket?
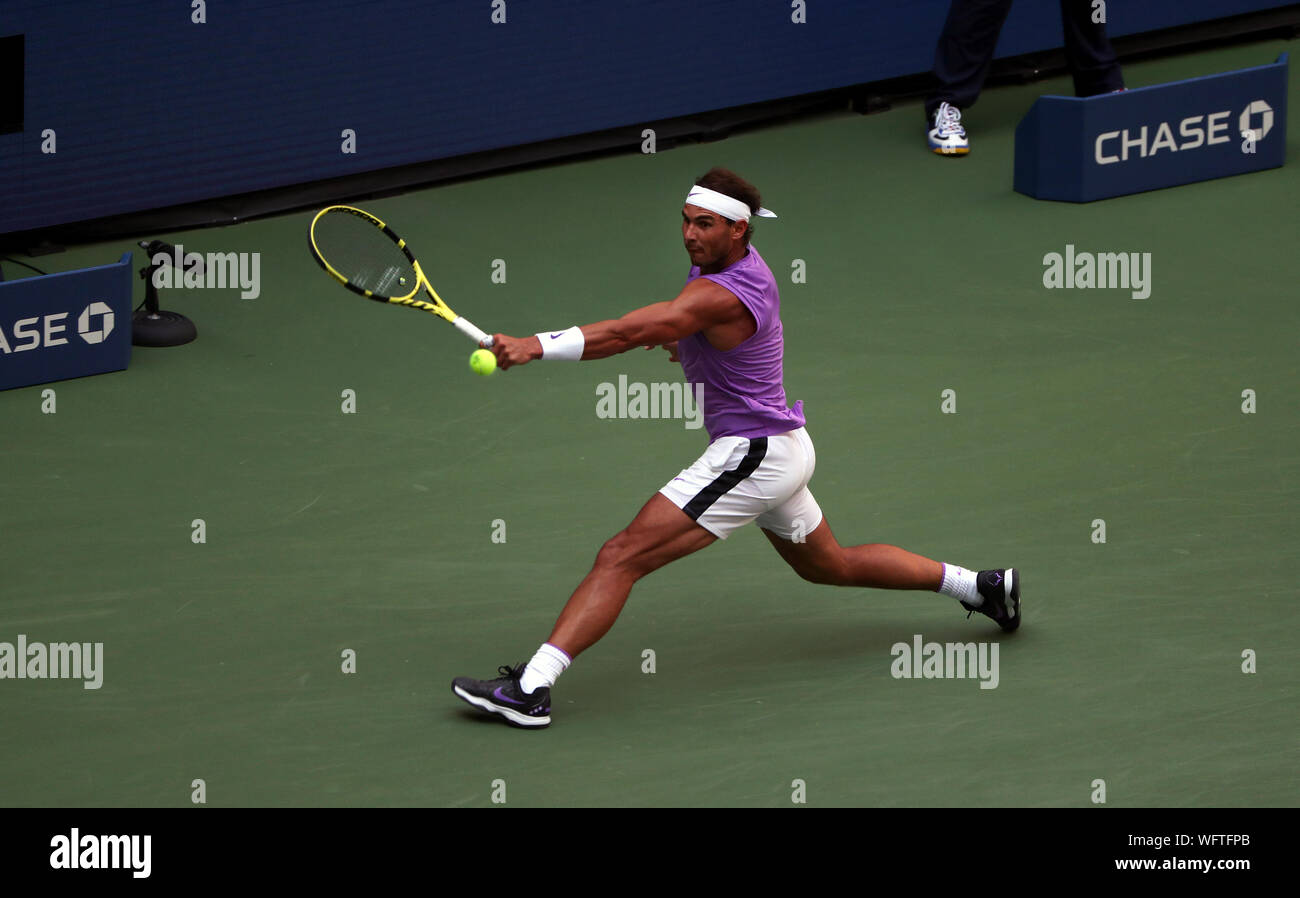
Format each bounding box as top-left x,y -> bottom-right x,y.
308,205 -> 493,348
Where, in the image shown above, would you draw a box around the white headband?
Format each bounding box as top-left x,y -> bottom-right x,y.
684,185 -> 778,222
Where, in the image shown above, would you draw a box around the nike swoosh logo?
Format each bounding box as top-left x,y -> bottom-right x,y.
550,332 -> 565,339
492,687 -> 525,705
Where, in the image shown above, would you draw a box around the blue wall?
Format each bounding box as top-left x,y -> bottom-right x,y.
0,0 -> 1291,235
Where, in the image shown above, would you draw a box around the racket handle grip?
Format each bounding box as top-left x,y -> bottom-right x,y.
453,316 -> 493,348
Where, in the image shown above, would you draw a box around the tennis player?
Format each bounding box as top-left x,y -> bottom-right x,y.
452,168 -> 1020,728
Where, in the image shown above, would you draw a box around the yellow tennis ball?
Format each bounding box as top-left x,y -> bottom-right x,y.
469,348 -> 497,376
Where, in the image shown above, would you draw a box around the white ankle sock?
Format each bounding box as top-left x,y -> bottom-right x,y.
519,643 -> 571,694
939,564 -> 981,607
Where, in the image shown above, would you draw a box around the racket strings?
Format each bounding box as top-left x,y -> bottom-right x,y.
312,211 -> 417,298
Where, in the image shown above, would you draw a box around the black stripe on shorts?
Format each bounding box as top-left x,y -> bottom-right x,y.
681,437 -> 769,521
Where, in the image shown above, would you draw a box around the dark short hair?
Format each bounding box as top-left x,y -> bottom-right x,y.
692,167 -> 763,246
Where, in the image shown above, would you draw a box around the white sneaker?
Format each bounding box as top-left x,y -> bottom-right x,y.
928,101 -> 969,155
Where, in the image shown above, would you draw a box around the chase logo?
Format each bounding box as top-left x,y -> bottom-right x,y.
77,301 -> 115,344
1094,99 -> 1273,165
1,301 -> 115,354
1239,99 -> 1273,141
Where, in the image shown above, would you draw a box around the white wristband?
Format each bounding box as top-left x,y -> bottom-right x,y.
536,326 -> 585,361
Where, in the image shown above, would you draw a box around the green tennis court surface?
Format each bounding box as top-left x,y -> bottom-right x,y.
2,40 -> 1296,807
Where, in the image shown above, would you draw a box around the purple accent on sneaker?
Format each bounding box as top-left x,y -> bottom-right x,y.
492,687 -> 526,705
989,572 -> 1003,585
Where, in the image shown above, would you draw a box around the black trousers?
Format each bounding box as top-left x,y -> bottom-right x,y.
926,0 -> 1125,120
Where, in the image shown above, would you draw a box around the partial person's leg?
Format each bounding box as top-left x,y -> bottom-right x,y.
927,0 -> 1016,119
546,493 -> 716,659
518,434 -> 765,697
760,513 -> 1021,632
451,493 -> 715,727
1060,0 -> 1124,96
761,518 -> 942,589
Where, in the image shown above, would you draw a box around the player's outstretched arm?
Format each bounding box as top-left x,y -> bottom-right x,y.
578,299 -> 685,360
487,280 -> 743,370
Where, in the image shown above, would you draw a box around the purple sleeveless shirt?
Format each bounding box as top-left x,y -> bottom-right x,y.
678,245 -> 806,441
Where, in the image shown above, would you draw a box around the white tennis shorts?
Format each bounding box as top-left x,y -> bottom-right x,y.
659,426 -> 823,541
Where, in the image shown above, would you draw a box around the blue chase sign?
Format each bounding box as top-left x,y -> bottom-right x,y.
1015,53 -> 1288,202
0,253 -> 134,391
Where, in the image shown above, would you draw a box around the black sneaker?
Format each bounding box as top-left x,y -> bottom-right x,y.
451,664 -> 551,728
961,568 -> 1021,632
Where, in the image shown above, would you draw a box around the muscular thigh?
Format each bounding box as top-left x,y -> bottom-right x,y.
761,516 -> 842,583
600,493 -> 717,577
